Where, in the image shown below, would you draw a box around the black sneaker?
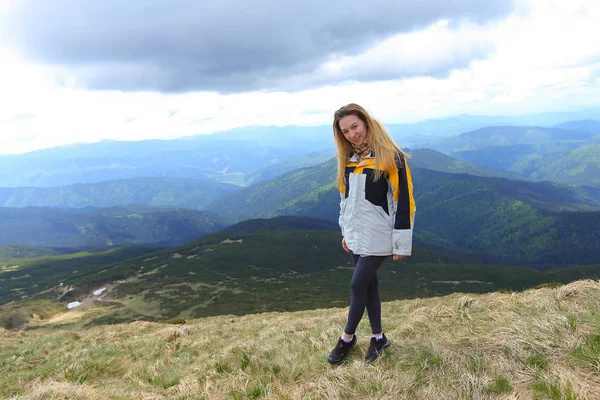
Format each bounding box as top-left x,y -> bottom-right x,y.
327,335 -> 357,365
365,334 -> 390,362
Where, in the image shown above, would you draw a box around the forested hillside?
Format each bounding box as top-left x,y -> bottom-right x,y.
510,143 -> 600,186
206,161 -> 600,265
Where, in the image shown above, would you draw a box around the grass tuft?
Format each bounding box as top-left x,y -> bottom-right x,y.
532,378 -> 578,400
232,347 -> 252,370
527,353 -> 549,371
572,334 -> 600,372
485,376 -> 512,395
215,360 -> 230,373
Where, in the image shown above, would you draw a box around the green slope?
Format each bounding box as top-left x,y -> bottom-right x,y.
205,159 -> 337,222
1,218 -> 465,310
0,246 -> 160,305
3,225 -> 600,329
510,143 -> 600,186
0,245 -> 80,262
206,160 -> 600,265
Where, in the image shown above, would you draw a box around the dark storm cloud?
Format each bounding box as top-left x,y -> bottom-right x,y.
0,0 -> 515,92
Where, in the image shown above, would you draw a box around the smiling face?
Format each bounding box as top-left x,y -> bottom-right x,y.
338,114 -> 368,146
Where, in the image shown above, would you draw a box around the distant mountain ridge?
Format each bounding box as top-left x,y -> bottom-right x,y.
206,160 -> 600,219
426,125 -> 597,155
2,109 -> 599,188
0,207 -> 225,248
0,177 -> 240,209
224,216 -> 339,232
426,125 -> 600,184
408,148 -> 528,180
0,138 -> 331,188
0,149 -> 524,211
555,119 -> 600,133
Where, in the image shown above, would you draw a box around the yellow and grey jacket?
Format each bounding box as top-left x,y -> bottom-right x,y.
339,152 -> 416,256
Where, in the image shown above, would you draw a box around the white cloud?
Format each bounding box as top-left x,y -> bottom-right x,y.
317,20 -> 494,81
0,0 -> 599,154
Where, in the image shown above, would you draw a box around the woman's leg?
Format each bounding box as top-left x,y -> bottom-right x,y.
366,272 -> 382,334
344,254 -> 387,335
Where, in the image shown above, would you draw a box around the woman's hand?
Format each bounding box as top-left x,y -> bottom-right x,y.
341,238 -> 350,253
393,254 -> 405,261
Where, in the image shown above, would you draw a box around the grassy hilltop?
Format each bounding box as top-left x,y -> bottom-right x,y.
1,280 -> 599,399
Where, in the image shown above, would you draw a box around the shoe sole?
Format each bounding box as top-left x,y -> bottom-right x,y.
328,340 -> 357,365
365,339 -> 391,363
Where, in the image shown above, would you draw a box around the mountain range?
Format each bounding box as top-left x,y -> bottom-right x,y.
0,177 -> 239,209
424,125 -> 600,187
0,148 -> 529,210
1,110 -> 599,188
205,161 -> 600,265
0,206 -> 225,248
1,111 -> 599,268
2,150 -> 599,265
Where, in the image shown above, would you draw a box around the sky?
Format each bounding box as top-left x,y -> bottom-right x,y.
0,0 -> 599,154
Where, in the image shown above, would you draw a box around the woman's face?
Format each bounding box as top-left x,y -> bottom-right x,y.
339,114 -> 367,145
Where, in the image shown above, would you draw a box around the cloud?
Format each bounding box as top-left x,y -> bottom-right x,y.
1,0 -> 599,155
299,20 -> 495,88
0,0 -> 514,93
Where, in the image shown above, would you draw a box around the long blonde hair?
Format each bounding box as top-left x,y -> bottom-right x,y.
333,103 -> 406,191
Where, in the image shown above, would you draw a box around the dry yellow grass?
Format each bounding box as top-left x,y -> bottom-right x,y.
1,280 -> 599,399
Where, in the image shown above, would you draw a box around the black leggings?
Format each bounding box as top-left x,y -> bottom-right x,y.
344,252 -> 388,335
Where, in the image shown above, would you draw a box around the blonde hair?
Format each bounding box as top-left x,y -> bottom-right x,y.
333,103 -> 406,191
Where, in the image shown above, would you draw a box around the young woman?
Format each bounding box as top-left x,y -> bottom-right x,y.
328,103 -> 415,364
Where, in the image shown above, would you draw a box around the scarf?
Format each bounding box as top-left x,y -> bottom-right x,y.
351,133 -> 372,162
